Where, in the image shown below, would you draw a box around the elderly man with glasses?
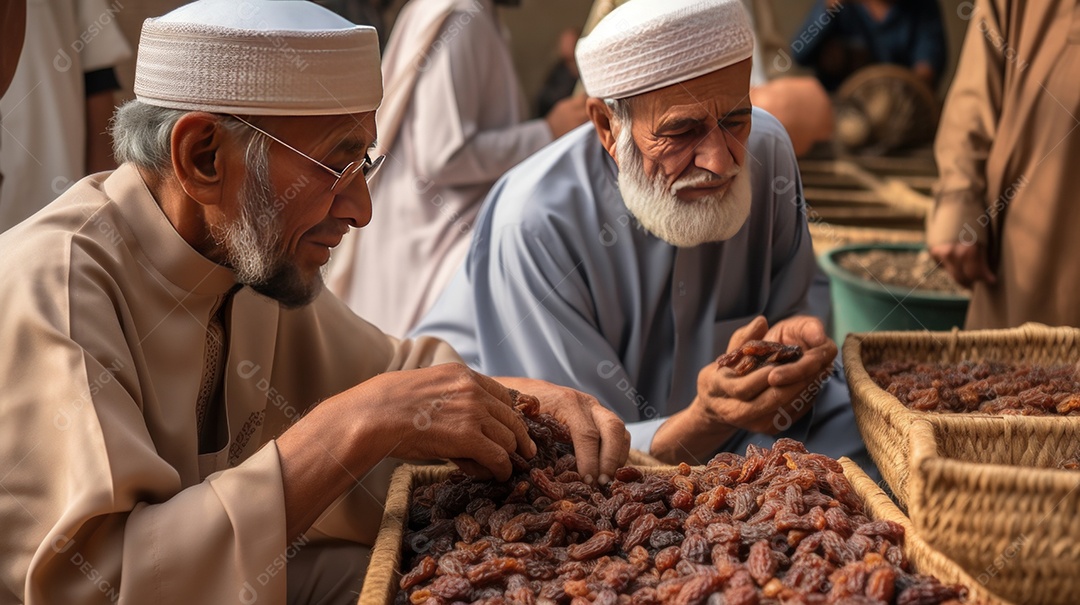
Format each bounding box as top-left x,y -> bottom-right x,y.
0,1 -> 629,603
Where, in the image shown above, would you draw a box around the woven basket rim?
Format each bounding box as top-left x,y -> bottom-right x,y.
844,324 -> 1080,507
909,419 -> 1080,490
904,418 -> 1080,604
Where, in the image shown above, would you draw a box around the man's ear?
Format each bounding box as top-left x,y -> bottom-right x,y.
171,112 -> 229,207
586,97 -> 619,161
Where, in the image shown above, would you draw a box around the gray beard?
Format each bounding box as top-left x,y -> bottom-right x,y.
212,144 -> 323,309
615,126 -> 753,248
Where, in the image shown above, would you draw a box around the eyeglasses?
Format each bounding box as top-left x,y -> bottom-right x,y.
229,114 -> 385,191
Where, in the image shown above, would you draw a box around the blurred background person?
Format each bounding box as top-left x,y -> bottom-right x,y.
790,0 -> 947,92
928,0 -> 1080,329
0,0 -> 131,232
535,26 -> 580,117
329,0 -> 589,337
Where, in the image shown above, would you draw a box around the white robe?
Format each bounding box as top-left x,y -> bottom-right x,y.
0,165 -> 462,604
329,0 -> 552,337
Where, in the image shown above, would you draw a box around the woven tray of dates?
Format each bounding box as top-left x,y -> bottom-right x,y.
358,392 -> 1002,605
842,323 -> 1080,508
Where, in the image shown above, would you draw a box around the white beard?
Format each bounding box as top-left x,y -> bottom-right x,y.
615,129 -> 753,248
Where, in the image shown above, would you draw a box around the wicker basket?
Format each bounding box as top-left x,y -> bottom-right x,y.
359,447 -> 656,605
843,323 -> 1080,507
840,457 -> 1010,605
359,458 -> 1006,605
626,448 -> 663,467
906,419 -> 1080,604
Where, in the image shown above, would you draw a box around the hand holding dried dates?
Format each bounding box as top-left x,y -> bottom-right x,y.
715,340 -> 804,377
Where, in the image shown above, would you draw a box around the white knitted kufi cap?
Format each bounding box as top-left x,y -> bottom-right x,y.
576,0 -> 754,99
134,0 -> 382,115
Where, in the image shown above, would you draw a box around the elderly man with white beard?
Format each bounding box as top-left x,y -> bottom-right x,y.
412,0 -> 873,471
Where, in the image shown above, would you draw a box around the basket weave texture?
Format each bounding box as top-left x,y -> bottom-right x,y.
358,458 -> 1008,605
906,419 -> 1080,604
842,323 -> 1080,507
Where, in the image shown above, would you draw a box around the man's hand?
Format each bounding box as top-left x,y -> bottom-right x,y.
497,376 -> 630,486
694,315 -> 836,435
355,363 -> 538,481
650,316 -> 836,464
278,362 -> 546,538
545,95 -> 589,139
929,242 -> 995,289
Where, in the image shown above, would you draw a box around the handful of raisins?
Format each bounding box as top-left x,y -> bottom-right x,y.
715,340 -> 804,377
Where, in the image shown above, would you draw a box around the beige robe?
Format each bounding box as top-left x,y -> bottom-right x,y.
0,165 -> 461,603
328,0 -> 552,338
928,0 -> 1080,328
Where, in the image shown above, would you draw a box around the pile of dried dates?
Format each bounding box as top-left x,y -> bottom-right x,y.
867,359 -> 1080,415
397,394 -> 963,604
716,341 -> 804,377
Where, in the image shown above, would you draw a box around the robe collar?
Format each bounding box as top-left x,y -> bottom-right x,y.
103,164 -> 238,297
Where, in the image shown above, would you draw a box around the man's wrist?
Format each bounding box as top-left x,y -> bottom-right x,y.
651,399 -> 737,464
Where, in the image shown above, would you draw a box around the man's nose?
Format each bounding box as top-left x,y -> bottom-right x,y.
331,175 -> 373,228
693,125 -> 743,177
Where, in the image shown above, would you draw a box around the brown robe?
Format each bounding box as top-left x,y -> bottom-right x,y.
0,165 -> 461,603
928,0 -> 1080,328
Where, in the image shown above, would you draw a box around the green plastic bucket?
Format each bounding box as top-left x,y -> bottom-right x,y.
818,243 -> 970,343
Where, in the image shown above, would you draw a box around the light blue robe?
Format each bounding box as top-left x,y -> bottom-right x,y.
413,110 -> 873,473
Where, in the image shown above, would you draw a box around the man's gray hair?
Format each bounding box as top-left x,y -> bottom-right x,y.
605,98 -> 632,129
605,98 -> 635,156
111,100 -> 259,174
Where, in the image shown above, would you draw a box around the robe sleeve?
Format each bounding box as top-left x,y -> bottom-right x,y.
2,273 -> 290,604
467,219 -> 650,424
407,10 -> 553,188
300,294 -> 464,547
926,0 -> 1004,247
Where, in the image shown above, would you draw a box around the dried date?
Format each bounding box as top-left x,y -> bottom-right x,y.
716,340 -> 804,376
567,531 -> 616,560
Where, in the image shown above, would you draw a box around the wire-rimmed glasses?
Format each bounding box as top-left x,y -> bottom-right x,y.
229,114 -> 385,191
